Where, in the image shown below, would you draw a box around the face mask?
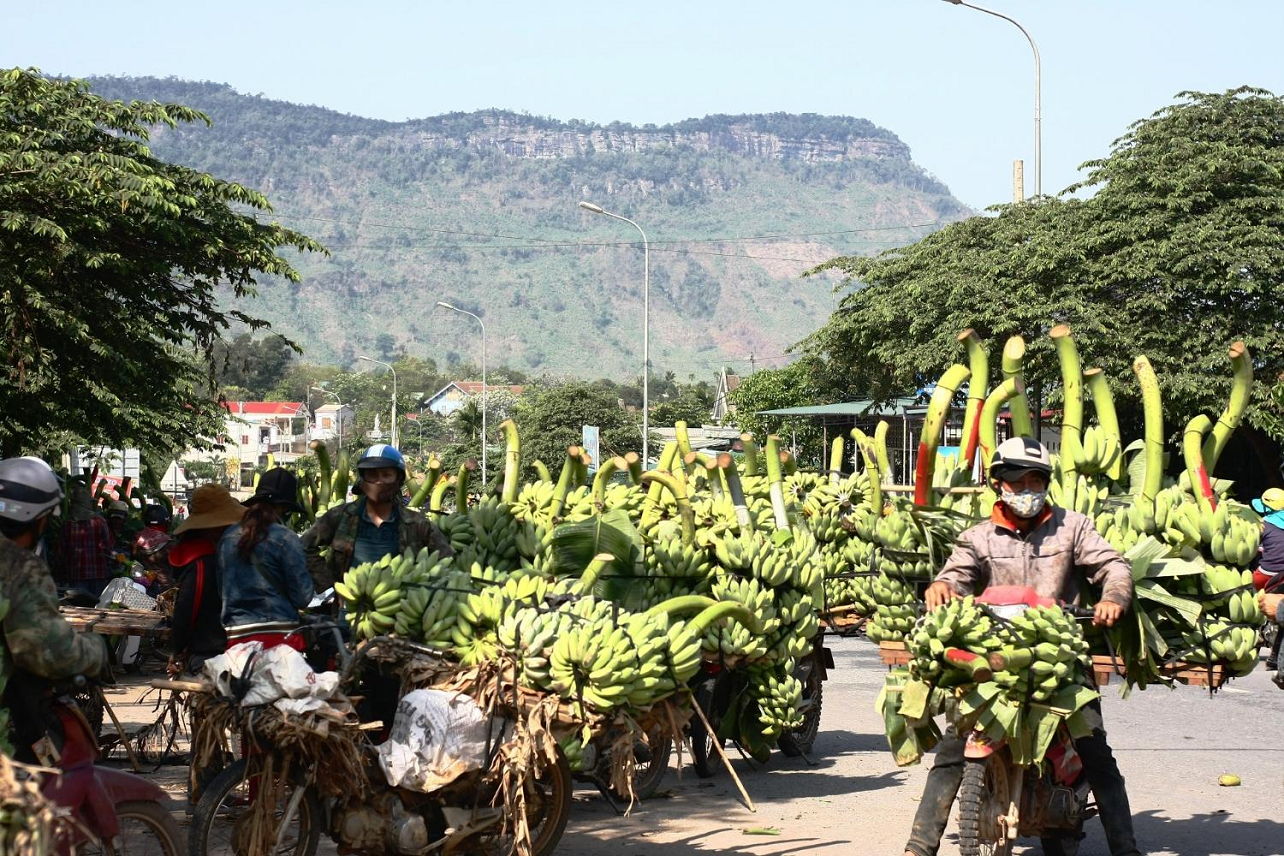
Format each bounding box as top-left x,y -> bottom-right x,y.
363,480 -> 399,504
1001,487 -> 1047,519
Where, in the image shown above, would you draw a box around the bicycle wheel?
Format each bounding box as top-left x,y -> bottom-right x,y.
777,661 -> 823,757
957,756 -> 1012,856
188,758 -> 321,856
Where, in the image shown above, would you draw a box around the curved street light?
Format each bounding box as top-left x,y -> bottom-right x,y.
578,200 -> 651,467
436,301 -> 488,486
942,0 -> 1042,197
358,356 -> 398,448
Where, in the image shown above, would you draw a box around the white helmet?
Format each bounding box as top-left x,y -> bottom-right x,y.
0,457 -> 63,524
989,437 -> 1053,482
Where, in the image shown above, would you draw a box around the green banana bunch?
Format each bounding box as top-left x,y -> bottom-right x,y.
1182,622 -> 1260,675
993,604 -> 1092,703
335,550 -> 417,641
1075,425 -> 1122,477
907,595 -> 1002,682
497,606 -> 570,690
437,511 -> 475,555
549,618 -> 642,713
748,661 -> 804,740
512,480 -> 557,525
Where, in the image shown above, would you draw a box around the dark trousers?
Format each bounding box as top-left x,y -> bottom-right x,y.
905,704 -> 1140,856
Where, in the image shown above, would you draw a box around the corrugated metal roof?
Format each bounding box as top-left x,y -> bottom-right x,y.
758,398 -> 922,417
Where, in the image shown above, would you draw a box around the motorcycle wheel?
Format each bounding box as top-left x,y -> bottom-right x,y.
467,748 -> 572,856
80,799 -> 184,856
957,756 -> 1013,856
689,679 -> 724,778
1041,833 -> 1083,856
777,660 -> 823,757
188,758 -> 322,856
625,730 -> 673,800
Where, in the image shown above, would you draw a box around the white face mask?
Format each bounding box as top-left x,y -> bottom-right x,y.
1001,487 -> 1047,519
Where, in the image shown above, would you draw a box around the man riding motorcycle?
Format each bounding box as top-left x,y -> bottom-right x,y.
0,457 -> 107,764
904,437 -> 1141,856
301,444 -> 451,590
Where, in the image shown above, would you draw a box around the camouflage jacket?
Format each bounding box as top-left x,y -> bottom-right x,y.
300,498 -> 451,590
0,534 -> 105,681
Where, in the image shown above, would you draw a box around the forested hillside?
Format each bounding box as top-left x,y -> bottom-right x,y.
85,76 -> 969,378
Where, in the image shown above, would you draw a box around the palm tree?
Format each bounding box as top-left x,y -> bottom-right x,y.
453,398 -> 483,442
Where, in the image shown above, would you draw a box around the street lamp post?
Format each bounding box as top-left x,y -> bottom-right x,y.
942,0 -> 1041,198
358,356 -> 398,448
578,200 -> 650,467
436,302 -> 488,486
310,386 -> 347,450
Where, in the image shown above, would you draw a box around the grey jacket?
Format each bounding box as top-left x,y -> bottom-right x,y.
935,507 -> 1133,609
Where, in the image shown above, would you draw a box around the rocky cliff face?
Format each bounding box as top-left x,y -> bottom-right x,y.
397,115 -> 910,163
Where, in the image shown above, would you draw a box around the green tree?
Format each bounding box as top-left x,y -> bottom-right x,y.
728,363 -> 824,459
0,69 -> 321,457
513,382 -> 641,474
800,88 -> 1284,457
212,333 -> 298,397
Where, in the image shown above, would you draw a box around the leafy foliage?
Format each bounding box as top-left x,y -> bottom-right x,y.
513,382 -> 641,474
800,88 -> 1284,443
729,363 -> 825,462
0,68 -> 322,456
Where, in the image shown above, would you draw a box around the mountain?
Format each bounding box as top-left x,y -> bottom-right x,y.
83,76 -> 969,379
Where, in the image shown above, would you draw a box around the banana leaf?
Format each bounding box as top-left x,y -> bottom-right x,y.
1135,578 -> 1202,626
550,508 -> 645,607
1126,536 -> 1205,581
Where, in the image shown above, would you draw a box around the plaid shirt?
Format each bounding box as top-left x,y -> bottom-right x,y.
55,517 -> 115,583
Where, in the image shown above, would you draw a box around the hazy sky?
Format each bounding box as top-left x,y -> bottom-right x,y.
6,1 -> 1282,211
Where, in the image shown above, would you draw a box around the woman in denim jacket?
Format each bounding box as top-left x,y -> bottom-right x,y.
217,468 -> 314,651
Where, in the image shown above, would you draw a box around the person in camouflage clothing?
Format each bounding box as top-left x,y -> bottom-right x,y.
0,458 -> 107,761
301,444 -> 450,590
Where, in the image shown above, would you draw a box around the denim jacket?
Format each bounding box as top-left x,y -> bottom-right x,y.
217,523 -> 314,629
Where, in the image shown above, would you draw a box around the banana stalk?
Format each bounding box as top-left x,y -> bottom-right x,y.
646,442 -> 680,506
828,436 -> 845,485
740,433 -> 760,476
685,452 -> 721,498
591,456 -> 623,508
1002,335 -> 1035,439
957,329 -> 989,469
310,439 -> 332,506
550,447 -> 579,518
332,447 -> 351,499
764,435 -> 790,530
675,421 -> 694,464
531,460 -> 552,482
624,452 -> 643,484
455,460 -> 476,510
499,419 -> 522,503
644,594 -> 718,620
573,447 -> 590,488
718,452 -> 752,529
429,475 -> 453,514
1050,325 -> 1084,499
689,601 -> 762,636
850,428 -> 883,513
1083,368 -> 1124,482
780,450 -> 798,477
914,364 -> 971,506
1133,355 -> 1165,513
874,420 -> 891,483
576,553 -> 617,594
409,458 -> 443,509
1202,341 -> 1253,474
1183,414 -> 1218,516
979,377 -> 1024,474
640,471 -> 695,543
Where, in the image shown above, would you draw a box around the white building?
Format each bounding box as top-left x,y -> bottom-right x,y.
312,403 -> 355,445
185,401 -> 310,484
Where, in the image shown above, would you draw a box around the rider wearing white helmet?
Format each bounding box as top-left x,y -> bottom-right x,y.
905,437 -> 1140,856
0,457 -> 107,762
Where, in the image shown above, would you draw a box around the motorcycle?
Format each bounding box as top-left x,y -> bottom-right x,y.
689,633 -> 832,777
952,587 -> 1098,856
36,677 -> 184,854
1251,568 -> 1284,670
187,621 -> 573,856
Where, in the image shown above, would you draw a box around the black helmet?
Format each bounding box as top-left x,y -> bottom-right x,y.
245,468 -> 304,513
989,437 -> 1053,482
142,504 -> 171,527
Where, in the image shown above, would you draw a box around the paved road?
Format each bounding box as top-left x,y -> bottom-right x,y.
559,636 -> 1284,855
106,635 -> 1284,854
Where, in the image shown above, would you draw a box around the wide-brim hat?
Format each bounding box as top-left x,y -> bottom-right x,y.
1253,487 -> 1284,515
245,467 -> 304,513
175,484 -> 248,534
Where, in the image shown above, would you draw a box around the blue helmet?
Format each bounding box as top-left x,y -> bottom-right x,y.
357,444 -> 406,481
